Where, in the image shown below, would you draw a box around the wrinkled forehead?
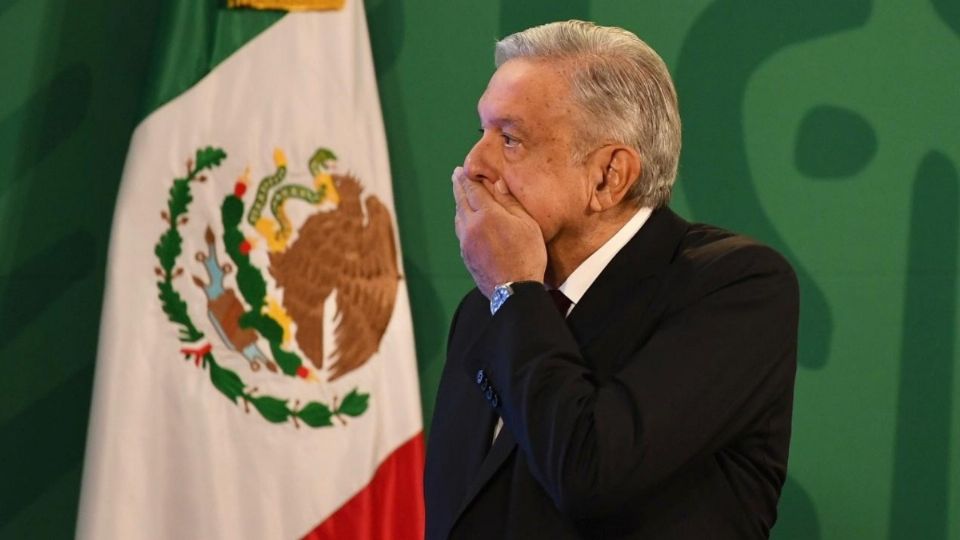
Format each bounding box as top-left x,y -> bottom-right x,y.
477,58 -> 579,129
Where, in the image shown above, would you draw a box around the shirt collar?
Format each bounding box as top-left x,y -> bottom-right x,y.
557,206 -> 653,313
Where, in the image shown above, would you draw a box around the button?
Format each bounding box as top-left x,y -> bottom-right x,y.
484,387 -> 494,402
476,369 -> 485,385
479,378 -> 489,392
490,393 -> 500,408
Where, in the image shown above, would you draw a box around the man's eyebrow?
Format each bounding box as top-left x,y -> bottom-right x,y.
484,116 -> 527,132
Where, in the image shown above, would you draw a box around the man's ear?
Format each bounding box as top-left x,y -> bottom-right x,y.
588,145 -> 642,212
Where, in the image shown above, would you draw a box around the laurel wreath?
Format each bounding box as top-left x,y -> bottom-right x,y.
154,146 -> 369,428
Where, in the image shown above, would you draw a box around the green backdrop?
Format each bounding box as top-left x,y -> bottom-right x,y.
1,0 -> 958,538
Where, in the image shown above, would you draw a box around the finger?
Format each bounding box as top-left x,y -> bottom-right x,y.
454,214 -> 469,265
453,207 -> 464,240
490,179 -> 530,218
457,170 -> 496,212
451,167 -> 474,214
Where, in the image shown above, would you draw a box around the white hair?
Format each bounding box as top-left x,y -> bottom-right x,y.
495,20 -> 681,208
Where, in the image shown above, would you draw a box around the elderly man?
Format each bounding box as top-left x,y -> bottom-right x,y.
424,20 -> 799,539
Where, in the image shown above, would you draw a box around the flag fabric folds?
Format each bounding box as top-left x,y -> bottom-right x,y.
77,2 -> 424,538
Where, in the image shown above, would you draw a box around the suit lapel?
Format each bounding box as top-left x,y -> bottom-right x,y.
566,208 -> 689,352
453,423 -> 517,521
447,208 -> 690,534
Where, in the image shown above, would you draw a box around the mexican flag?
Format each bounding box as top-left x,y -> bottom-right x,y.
76,1 -> 424,538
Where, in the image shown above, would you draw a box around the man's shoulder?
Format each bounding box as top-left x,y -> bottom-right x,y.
679,221 -> 794,271
670,220 -> 798,301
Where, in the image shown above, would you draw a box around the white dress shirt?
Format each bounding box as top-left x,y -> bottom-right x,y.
555,206 -> 653,316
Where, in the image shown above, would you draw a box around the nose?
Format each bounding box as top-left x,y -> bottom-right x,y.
463,133 -> 498,183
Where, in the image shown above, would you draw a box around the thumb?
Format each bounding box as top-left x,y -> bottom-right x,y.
491,180 -> 527,216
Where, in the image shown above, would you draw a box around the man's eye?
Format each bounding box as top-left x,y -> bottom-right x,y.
477,127 -> 519,148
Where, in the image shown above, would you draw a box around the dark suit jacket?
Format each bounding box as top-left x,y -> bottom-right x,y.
424,208 -> 799,539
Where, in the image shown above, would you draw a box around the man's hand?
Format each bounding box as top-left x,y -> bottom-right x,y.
452,167 -> 547,298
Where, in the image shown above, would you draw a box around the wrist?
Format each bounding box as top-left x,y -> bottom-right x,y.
489,280 -> 543,315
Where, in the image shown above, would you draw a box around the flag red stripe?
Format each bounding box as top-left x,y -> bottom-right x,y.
302,433 -> 425,540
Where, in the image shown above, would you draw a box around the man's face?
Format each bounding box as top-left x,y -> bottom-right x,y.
463,59 -> 595,249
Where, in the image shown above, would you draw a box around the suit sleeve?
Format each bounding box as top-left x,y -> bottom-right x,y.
467,244 -> 799,518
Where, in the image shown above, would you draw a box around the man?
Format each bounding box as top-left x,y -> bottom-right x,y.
425,20 -> 799,539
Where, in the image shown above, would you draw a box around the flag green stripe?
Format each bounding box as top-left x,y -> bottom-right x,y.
141,3 -> 284,118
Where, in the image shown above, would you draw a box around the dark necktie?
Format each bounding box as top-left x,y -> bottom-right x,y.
549,289 -> 573,317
